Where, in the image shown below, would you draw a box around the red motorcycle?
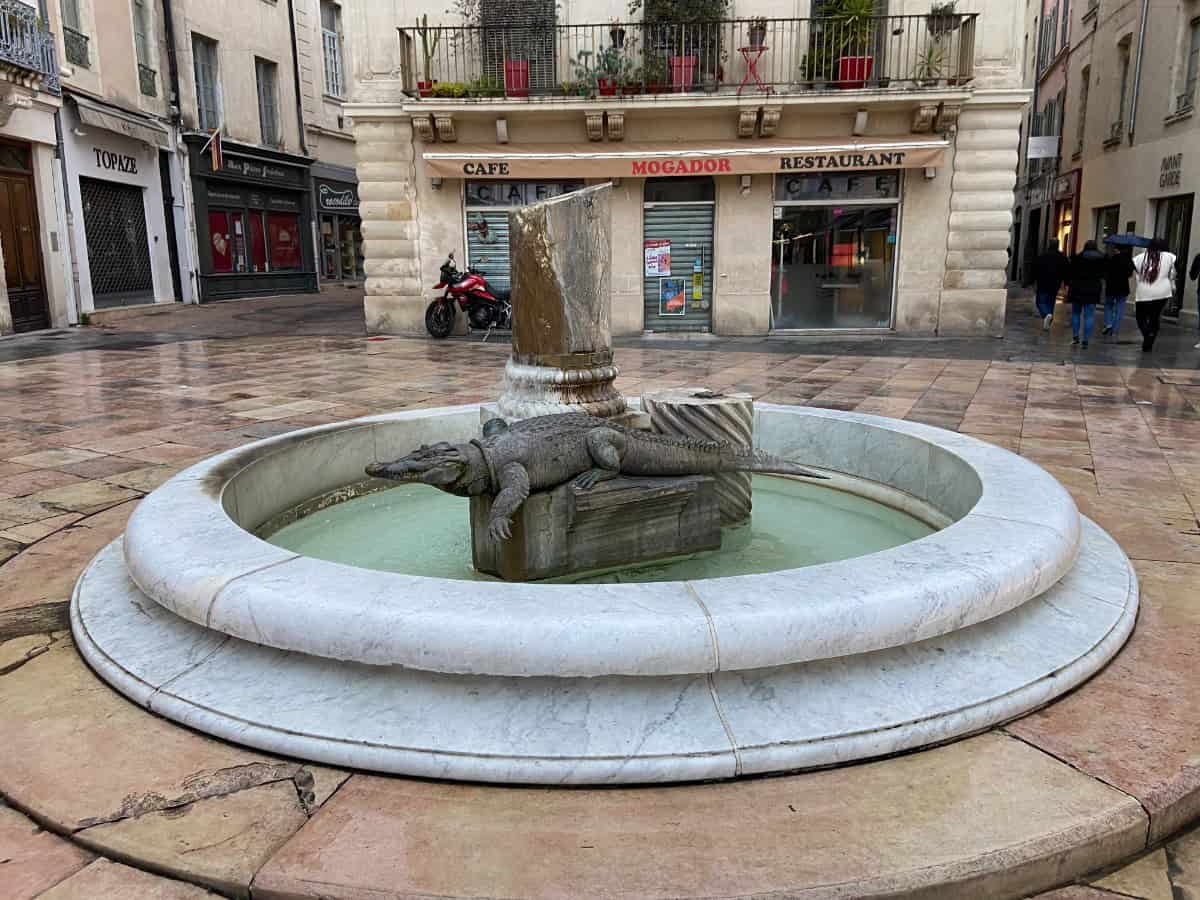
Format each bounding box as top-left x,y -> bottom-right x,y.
424,251 -> 512,340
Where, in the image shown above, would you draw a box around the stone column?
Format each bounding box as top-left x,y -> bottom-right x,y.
938,100 -> 1024,336
643,389 -> 754,526
354,115 -> 426,335
497,183 -> 627,421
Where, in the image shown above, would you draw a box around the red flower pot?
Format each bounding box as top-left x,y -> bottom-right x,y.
417,80 -> 434,98
835,56 -> 874,89
597,77 -> 618,96
669,55 -> 697,92
504,60 -> 529,98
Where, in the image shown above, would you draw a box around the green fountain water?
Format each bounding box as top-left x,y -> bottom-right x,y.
266,475 -> 933,584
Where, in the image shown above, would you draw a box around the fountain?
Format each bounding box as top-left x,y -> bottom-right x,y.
70,185 -> 1137,785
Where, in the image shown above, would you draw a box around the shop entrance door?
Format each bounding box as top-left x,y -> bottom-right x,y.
81,178 -> 154,308
0,142 -> 48,331
642,178 -> 714,333
1155,194 -> 1193,316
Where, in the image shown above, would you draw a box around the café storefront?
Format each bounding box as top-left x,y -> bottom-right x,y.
185,135 -> 317,301
314,176 -> 363,283
422,137 -> 947,334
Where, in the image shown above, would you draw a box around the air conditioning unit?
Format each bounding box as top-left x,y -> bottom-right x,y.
1176,92 -> 1195,114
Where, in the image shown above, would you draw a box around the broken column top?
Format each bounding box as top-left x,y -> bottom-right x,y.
508,183 -> 612,364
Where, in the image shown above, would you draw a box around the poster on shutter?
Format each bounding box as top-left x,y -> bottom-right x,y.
660,277 -> 686,315
692,256 -> 703,299
644,239 -> 671,276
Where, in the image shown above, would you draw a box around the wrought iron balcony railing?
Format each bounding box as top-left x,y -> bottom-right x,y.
63,26 -> 88,69
401,14 -> 976,100
0,0 -> 61,91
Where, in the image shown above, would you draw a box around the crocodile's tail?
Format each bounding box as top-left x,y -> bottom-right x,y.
731,448 -> 829,480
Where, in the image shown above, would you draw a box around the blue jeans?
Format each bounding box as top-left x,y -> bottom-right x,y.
1071,302 -> 1095,341
1036,290 -> 1058,317
1104,295 -> 1128,333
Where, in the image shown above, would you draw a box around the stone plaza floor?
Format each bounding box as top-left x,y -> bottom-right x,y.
3,289 -> 1200,898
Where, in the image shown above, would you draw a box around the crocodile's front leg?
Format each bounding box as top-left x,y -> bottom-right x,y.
574,428 -> 626,490
487,462 -> 531,542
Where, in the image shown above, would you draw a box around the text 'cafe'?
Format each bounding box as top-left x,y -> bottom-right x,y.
426,138 -> 948,334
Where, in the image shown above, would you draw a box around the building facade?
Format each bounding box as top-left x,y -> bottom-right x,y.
1062,0 -> 1199,323
0,0 -> 71,334
347,0 -> 1028,338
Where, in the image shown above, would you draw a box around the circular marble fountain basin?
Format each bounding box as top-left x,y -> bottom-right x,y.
114,404 -> 1081,678
72,404 -> 1136,784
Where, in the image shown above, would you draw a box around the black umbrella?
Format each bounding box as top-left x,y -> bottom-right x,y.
1102,233 -> 1154,248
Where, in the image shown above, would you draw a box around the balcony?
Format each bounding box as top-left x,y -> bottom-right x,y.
63,26 -> 88,69
0,0 -> 60,92
402,14 -> 977,102
138,62 -> 157,97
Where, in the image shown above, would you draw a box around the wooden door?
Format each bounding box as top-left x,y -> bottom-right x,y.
0,142 -> 48,332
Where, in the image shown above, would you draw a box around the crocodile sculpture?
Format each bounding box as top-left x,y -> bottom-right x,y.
365,413 -> 826,542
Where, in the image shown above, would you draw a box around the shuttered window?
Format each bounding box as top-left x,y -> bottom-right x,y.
480,0 -> 556,92
321,1 -> 344,98
132,0 -> 150,65
193,35 -> 221,131
256,58 -> 279,147
642,179 -> 715,333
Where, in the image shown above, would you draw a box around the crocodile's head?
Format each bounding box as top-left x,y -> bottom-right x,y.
366,442 -> 475,491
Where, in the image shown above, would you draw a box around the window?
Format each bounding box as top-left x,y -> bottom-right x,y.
321,1 -> 344,98
256,58 -> 279,147
1094,205 -> 1120,243
61,0 -> 80,30
61,0 -> 88,67
1076,66 -> 1090,155
1115,37 -> 1131,128
193,35 -> 221,131
132,0 -> 150,65
1183,17 -> 1200,111
1060,0 -> 1070,48
267,213 -> 302,270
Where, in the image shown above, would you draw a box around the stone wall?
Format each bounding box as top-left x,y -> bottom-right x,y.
938,100 -> 1024,336
356,116 -> 426,335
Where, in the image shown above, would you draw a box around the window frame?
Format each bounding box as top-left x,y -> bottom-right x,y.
1184,16 -> 1200,110
321,1 -> 344,98
255,57 -> 280,148
132,0 -> 151,66
193,34 -> 222,132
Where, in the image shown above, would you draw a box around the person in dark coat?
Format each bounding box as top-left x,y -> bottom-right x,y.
1102,245 -> 1136,340
1067,240 -> 1106,348
1032,240 -> 1070,330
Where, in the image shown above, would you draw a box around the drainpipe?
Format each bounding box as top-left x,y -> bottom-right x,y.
287,0 -> 310,156
1128,0 -> 1149,140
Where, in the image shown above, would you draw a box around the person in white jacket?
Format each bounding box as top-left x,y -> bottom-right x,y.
1132,238 -> 1177,352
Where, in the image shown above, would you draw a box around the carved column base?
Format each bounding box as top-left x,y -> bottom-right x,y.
497,357 -> 627,421
643,388 -> 754,526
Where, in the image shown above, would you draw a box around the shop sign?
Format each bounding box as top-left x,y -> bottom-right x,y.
208,187 -> 245,207
1026,136 -> 1060,159
1159,153 -> 1183,190
775,172 -> 900,202
644,239 -> 671,276
217,154 -> 303,186
465,181 -> 584,207
1052,170 -> 1078,201
659,277 -> 686,316
92,148 -> 138,175
317,180 -> 358,213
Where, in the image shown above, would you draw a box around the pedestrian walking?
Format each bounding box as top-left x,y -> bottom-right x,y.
1032,240 -> 1070,330
1132,238 -> 1177,352
1102,245 -> 1135,341
1066,240 -> 1106,348
1190,252 -> 1200,349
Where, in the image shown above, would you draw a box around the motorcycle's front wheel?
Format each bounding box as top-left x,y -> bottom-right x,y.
424,300 -> 455,339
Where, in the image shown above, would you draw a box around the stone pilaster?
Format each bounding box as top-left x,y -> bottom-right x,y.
938,102 -> 1024,336
353,115 -> 426,335
0,232 -> 11,335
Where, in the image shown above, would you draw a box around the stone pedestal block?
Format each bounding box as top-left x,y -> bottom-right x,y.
643,389 -> 754,526
471,475 -> 721,581
497,184 -> 626,421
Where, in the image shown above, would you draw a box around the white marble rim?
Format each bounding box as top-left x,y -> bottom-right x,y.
71,519 -> 1136,785
120,404 -> 1082,678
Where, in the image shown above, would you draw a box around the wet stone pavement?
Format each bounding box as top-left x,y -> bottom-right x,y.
2,288 -> 1200,898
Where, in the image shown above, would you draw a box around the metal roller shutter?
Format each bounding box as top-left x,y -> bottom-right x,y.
465,209 -> 512,297
643,203 -> 714,332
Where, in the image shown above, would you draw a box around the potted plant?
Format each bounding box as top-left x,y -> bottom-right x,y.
610,17 -> 627,48
415,14 -> 440,97
430,81 -> 468,98
643,54 -> 668,93
621,65 -> 644,95
826,0 -> 877,89
504,58 -> 530,97
914,44 -> 945,86
748,17 -> 767,49
467,76 -> 502,97
670,53 -> 697,91
926,1 -> 961,36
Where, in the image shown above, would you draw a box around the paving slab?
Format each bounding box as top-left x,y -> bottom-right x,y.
37,858 -> 219,899
0,636 -> 349,897
1007,561 -> 1200,843
0,804 -> 93,900
254,733 -> 1146,900
1091,848 -> 1173,900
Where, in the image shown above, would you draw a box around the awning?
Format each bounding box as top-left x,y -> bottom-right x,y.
423,136 -> 948,180
73,95 -> 170,150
